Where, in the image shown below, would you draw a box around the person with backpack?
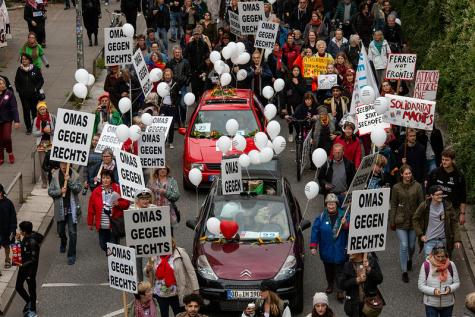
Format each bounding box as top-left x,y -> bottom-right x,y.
418,244 -> 460,317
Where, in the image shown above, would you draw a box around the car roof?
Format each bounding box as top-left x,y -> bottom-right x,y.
198,89 -> 264,112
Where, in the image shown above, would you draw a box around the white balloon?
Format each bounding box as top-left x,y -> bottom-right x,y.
115,124 -> 130,142
118,97 -> 132,113
226,119 -> 239,136
217,136 -> 232,154
238,52 -> 251,65
220,72 -> 232,86
262,86 -> 274,100
237,69 -> 247,81
231,54 -> 241,65
189,168 -> 202,187
266,139 -> 274,151
73,83 -> 88,99
223,64 -> 230,74
312,148 -> 328,168
74,68 -> 89,85
214,61 -> 224,75
233,135 -> 247,151
360,86 -> 376,104
304,181 -> 320,200
157,82 -> 170,97
248,150 -> 261,165
266,120 -> 281,140
236,42 -> 246,54
122,23 -> 135,38
227,42 -> 237,56
210,51 -> 221,64
254,132 -> 268,150
222,46 -> 232,60
129,125 -> 142,141
184,92 -> 196,106
206,217 -> 221,235
259,147 -> 274,163
370,127 -> 387,147
149,68 -> 163,82
238,153 -> 250,168
264,104 -> 277,121
141,113 -> 153,126
374,97 -> 389,115
87,74 -> 95,86
273,78 -> 285,92
272,136 -> 286,155
268,0 -> 276,4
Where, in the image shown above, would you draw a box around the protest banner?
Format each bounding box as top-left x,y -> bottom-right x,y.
107,243 -> 138,294
116,150 -> 145,201
385,53 -> 417,81
383,94 -> 436,130
138,131 -> 165,168
221,157 -> 242,195
355,103 -> 390,135
342,153 -> 377,208
95,123 -> 124,154
413,70 -> 439,101
132,49 -> 153,97
347,188 -> 390,254
104,27 -> 133,66
317,74 -> 338,90
302,56 -> 331,78
300,132 -> 312,176
228,11 -> 241,37
50,108 -> 95,166
124,206 -> 172,258
237,1 -> 265,35
254,21 -> 279,50
145,116 -> 173,137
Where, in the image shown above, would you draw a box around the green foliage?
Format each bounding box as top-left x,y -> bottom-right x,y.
397,0 -> 475,201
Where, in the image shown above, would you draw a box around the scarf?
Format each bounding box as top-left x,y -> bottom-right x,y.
134,298 -> 158,317
35,111 -> 51,130
310,18 -> 322,26
330,97 -> 348,117
273,50 -> 283,71
20,64 -> 34,72
428,254 -> 451,282
155,255 -> 176,287
374,40 -> 383,53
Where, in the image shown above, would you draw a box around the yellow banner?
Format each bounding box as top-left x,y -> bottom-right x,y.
302,56 -> 333,78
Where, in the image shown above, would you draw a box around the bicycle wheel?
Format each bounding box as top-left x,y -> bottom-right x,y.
296,141 -> 302,181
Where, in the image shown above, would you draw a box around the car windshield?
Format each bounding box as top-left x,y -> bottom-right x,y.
207,199 -> 290,242
190,110 -> 259,139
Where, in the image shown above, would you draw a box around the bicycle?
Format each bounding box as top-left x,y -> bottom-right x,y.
105,9 -> 124,27
286,118 -> 315,181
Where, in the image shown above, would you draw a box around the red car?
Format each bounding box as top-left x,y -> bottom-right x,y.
179,89 -> 266,189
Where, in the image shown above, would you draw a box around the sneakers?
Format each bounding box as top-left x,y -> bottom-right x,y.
68,257 -> 76,265
169,143 -> 174,149
23,302 -> 31,313
402,272 -> 409,283
288,135 -> 294,143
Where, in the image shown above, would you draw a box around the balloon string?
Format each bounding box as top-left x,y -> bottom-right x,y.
302,199 -> 310,221
313,167 -> 320,181
195,187 -> 199,217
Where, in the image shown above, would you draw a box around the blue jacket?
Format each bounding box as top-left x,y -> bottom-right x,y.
310,207 -> 349,264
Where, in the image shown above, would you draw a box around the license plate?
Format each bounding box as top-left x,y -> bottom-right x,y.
208,175 -> 216,182
226,289 -> 260,300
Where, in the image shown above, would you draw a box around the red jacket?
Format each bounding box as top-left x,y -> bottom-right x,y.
122,138 -> 139,155
282,43 -> 301,69
87,183 -> 130,231
332,135 -> 362,168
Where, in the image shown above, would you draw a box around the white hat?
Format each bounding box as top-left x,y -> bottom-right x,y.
134,188 -> 153,199
313,292 -> 329,306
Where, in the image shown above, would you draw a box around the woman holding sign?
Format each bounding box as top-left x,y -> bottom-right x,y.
128,281 -> 160,317
148,166 -> 181,226
32,101 -> 55,188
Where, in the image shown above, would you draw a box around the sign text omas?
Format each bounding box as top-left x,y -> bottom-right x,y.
117,150 -> 145,201
221,158 -> 242,195
104,27 -> 133,66
238,1 -> 265,35
107,243 -> 137,293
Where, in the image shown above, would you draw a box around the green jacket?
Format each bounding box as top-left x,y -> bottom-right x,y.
93,110 -> 123,135
390,180 -> 424,229
19,44 -> 45,68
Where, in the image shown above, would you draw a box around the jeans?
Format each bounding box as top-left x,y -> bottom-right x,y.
396,229 -> 416,272
57,213 -> 77,258
424,238 -> 446,259
15,266 -> 38,312
177,86 -> 187,125
157,27 -> 169,52
98,228 -> 116,252
155,295 -> 181,317
170,11 -> 182,41
426,158 -> 437,175
425,305 -> 453,317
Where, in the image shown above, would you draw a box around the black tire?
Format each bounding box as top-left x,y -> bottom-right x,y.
292,274 -> 304,313
296,141 -> 302,182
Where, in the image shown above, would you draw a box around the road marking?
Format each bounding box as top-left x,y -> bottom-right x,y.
102,308 -> 124,317
42,282 -> 109,287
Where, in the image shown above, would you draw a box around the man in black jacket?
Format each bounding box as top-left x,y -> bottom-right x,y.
0,184 -> 17,272
184,28 -> 210,99
152,0 -> 171,51
382,14 -> 406,53
290,0 -> 312,32
166,46 -> 191,126
121,0 -> 141,35
397,128 -> 426,184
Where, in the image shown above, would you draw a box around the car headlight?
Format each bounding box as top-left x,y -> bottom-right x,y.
191,163 -> 205,171
274,255 -> 297,281
197,255 -> 218,280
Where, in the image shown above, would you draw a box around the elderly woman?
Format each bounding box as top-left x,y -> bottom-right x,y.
93,92 -> 122,135
310,193 -> 349,301
148,166 -> 181,226
368,30 -> 391,86
90,148 -> 119,190
128,281 -> 160,317
0,77 -> 20,165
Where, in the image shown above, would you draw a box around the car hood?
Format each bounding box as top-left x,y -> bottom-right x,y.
186,137 -> 257,164
200,242 -> 292,280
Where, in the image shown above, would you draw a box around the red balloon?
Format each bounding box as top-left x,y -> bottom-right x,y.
220,220 -> 239,239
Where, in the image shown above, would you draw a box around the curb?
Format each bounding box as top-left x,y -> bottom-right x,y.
461,206 -> 475,285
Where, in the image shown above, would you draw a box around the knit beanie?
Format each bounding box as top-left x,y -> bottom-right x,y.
37,101 -> 47,110
313,292 -> 329,306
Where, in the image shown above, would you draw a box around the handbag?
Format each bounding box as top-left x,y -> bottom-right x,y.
36,88 -> 46,101
171,202 -> 181,223
362,293 -> 383,317
111,217 -> 125,238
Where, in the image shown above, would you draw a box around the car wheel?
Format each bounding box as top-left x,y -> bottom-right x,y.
292,274 -> 304,314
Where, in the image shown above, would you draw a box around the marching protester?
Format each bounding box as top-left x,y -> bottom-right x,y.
148,165 -> 181,227
128,281 -> 160,317
82,0 -> 101,46
158,68 -> 180,148
32,101 -> 55,188
0,76 -> 20,165
104,65 -> 130,115
83,134 -> 102,193
283,65 -> 306,142
244,280 -> 291,317
311,106 -> 335,155
20,32 -> 49,69
90,148 -> 119,188
93,92 -> 123,134
367,30 -> 391,86
176,294 -> 208,317
332,121 -> 361,168
0,183 -> 17,272
121,0 -> 141,35
306,292 -> 334,317
323,85 -> 349,128
166,46 -> 191,127
398,128 -> 427,184
24,1 -> 47,48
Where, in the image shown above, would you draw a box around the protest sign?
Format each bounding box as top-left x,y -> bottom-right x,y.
107,243 -> 137,294
342,154 -> 377,208
221,158 -> 242,195
254,21 -> 279,50
317,74 -> 338,90
138,131 -> 165,168
347,188 -> 390,254
300,132 -> 312,176
383,94 -> 436,130
302,56 -> 332,78
124,206 -> 172,257
50,108 -> 95,166
116,150 -> 145,201
385,53 -> 417,81
132,49 -> 152,97
104,27 -> 133,66
145,116 -> 173,137
413,70 -> 439,101
238,1 -> 265,35
95,123 -> 124,154
228,11 -> 241,37
355,103 -> 390,135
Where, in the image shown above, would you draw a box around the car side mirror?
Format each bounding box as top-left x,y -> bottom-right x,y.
186,219 -> 198,230
178,128 -> 187,135
299,219 -> 311,231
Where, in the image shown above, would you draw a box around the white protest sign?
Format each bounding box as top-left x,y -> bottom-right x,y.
138,132 -> 165,168
383,94 -> 436,131
145,116 -> 173,137
355,103 -> 390,135
124,206 -> 172,258
221,158 -> 242,195
300,132 -> 312,176
413,70 -> 439,101
347,188 -> 390,254
385,53 -> 417,81
50,108 -> 95,166
238,1 -> 265,35
254,21 -> 279,50
132,49 -> 153,97
95,123 -> 124,154
342,153 -> 377,208
116,150 -> 145,201
317,74 -> 338,90
350,46 -> 380,114
228,11 -> 241,37
107,243 -> 138,294
104,27 -> 133,66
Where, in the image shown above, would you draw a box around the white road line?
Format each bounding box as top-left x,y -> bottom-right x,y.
101,308 -> 124,317
42,282 -> 109,287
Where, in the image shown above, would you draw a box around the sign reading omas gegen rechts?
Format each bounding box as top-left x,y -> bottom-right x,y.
238,1 -> 265,35
138,132 -> 165,168
104,27 -> 133,66
221,158 -> 242,195
132,49 -> 153,97
254,21 -> 279,50
116,150 -> 145,202
107,243 -> 138,294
